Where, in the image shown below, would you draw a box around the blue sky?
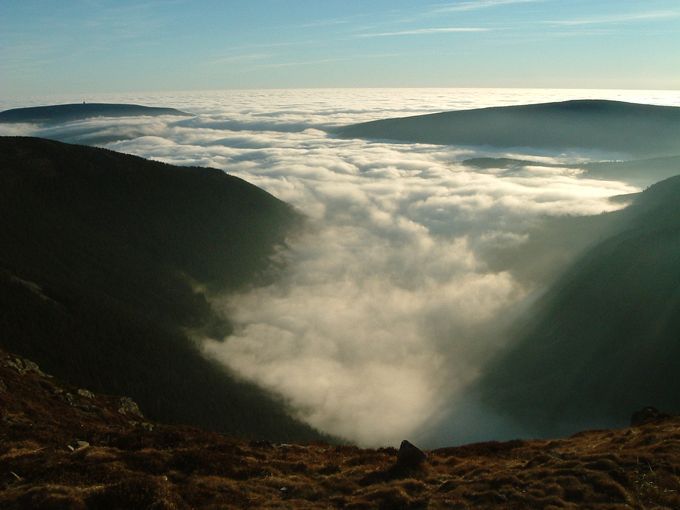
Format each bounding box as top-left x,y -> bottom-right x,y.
1,0 -> 679,95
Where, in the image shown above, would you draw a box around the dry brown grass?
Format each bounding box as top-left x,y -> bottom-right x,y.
2,349 -> 680,509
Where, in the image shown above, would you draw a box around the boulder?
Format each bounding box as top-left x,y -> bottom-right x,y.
118,397 -> 144,419
396,440 -> 427,469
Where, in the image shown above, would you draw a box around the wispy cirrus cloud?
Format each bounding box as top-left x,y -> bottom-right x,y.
435,0 -> 543,13
356,27 -> 491,38
243,53 -> 411,72
294,16 -> 357,29
206,53 -> 272,65
244,57 -> 349,71
548,9 -> 680,26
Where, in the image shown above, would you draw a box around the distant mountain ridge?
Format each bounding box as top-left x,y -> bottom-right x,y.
0,103 -> 191,124
337,99 -> 680,157
0,136 -> 323,442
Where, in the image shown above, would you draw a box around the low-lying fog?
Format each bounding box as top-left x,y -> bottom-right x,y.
3,88 -> 680,446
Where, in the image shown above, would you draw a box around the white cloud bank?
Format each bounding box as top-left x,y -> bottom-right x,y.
2,88 -> 678,445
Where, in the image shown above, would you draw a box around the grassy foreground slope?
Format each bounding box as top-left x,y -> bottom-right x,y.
2,347 -> 679,509
0,136 -> 322,442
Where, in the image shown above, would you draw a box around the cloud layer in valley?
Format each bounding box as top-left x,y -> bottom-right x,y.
3,88 -> 678,445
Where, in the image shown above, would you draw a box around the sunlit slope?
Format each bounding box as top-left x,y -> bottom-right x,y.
479,172 -> 680,435
338,100 -> 680,157
0,103 -> 191,124
0,136 -> 322,441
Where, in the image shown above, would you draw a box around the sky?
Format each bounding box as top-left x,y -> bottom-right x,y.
1,0 -> 679,96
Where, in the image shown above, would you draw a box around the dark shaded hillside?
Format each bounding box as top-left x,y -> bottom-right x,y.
478,174 -> 680,436
0,136 -> 322,441
0,103 -> 190,124
337,100 -> 680,157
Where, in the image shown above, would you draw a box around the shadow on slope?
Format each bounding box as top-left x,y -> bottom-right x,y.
337,100 -> 680,157
477,173 -> 680,437
0,136 -> 323,442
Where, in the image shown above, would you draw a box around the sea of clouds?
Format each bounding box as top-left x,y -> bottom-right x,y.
3,88 -> 680,446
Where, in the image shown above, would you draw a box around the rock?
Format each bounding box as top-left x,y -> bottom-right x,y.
631,407 -> 672,426
68,440 -> 90,454
128,420 -> 155,431
3,357 -> 23,372
396,440 -> 427,469
4,356 -> 45,376
118,397 -> 144,419
0,377 -> 7,392
77,389 -> 95,399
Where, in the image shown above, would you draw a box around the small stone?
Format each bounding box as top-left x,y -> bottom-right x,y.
22,359 -> 44,375
118,397 -> 144,418
6,357 -> 45,376
68,440 -> 90,452
139,422 -> 155,432
5,358 -> 24,373
63,392 -> 77,405
77,388 -> 95,399
396,440 -> 427,468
